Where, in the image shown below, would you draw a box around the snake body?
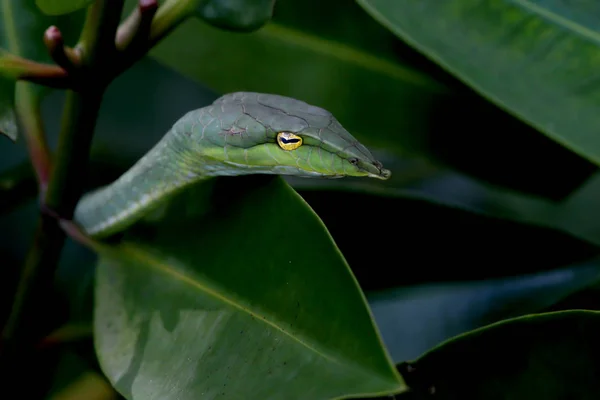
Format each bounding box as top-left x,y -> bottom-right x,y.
74,92 -> 390,239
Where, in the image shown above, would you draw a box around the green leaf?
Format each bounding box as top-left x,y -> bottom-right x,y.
146,0 -> 598,201
196,0 -> 275,32
461,169 -> 600,248
357,0 -> 600,167
93,176 -> 405,400
147,0 -> 449,158
299,189 -> 598,288
0,76 -> 16,140
46,351 -> 108,399
35,0 -> 93,15
402,310 -> 600,399
368,262 -> 600,363
0,2 -> 83,140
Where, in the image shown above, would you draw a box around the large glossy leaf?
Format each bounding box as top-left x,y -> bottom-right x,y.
0,2 -> 82,140
35,0 -> 93,16
357,0 -> 600,167
399,311 -> 600,399
93,176 -> 404,400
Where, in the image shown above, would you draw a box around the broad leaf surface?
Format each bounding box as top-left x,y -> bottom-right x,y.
35,0 -> 93,16
401,310 -> 600,399
93,176 -> 404,400
358,0 -> 600,167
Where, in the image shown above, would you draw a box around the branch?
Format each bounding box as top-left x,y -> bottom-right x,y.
1,1 -> 125,388
37,323 -> 92,350
149,0 -> 197,46
0,51 -> 71,89
43,26 -> 81,73
2,0 -> 193,365
116,0 -> 159,52
77,0 -> 125,67
0,1 -> 197,91
14,82 -> 52,195
114,0 -> 196,74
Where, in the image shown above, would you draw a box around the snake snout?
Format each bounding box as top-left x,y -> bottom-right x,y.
373,161 -> 391,180
377,164 -> 391,180
351,158 -> 391,180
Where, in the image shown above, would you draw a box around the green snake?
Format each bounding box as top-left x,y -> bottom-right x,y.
74,92 -> 391,239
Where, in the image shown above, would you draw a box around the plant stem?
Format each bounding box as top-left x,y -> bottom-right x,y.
0,214 -> 67,398
1,214 -> 65,351
78,2 -> 125,63
45,90 -> 104,215
14,82 -> 52,194
0,92 -> 104,382
149,0 -> 197,45
6,91 -> 104,345
0,52 -> 71,88
1,0 -> 196,384
1,1 -> 123,388
115,0 -> 195,75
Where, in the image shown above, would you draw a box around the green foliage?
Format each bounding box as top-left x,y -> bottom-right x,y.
94,177 -> 403,399
36,0 -> 94,16
357,0 -> 600,167
401,311 -> 600,399
1,1 -> 600,400
149,0 -> 448,161
0,1 -> 82,140
195,0 -> 275,32
0,2 -> 55,140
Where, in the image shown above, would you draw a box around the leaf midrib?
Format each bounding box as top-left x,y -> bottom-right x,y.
117,242 -> 341,364
99,242 -> 405,398
113,242 -> 404,391
509,0 -> 600,45
264,22 -> 448,92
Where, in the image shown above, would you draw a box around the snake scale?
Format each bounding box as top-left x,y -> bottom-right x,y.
74,92 -> 391,239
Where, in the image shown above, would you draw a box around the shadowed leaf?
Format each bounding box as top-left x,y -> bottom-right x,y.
357,0 -> 600,167
35,0 -> 93,16
144,0 -> 598,200
196,0 -> 275,32
400,310 -> 600,399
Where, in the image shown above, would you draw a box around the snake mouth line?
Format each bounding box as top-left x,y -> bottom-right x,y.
354,158 -> 391,180
369,167 -> 392,180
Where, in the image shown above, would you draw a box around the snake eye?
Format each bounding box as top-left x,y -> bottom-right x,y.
276,132 -> 303,151
349,158 -> 359,165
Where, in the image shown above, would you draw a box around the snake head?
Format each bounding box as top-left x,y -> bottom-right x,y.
190,92 -> 391,180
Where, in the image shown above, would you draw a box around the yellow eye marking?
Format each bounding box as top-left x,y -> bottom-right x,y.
276,132 -> 303,151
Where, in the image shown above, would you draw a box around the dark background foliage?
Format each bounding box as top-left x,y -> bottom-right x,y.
2,0 -> 600,398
